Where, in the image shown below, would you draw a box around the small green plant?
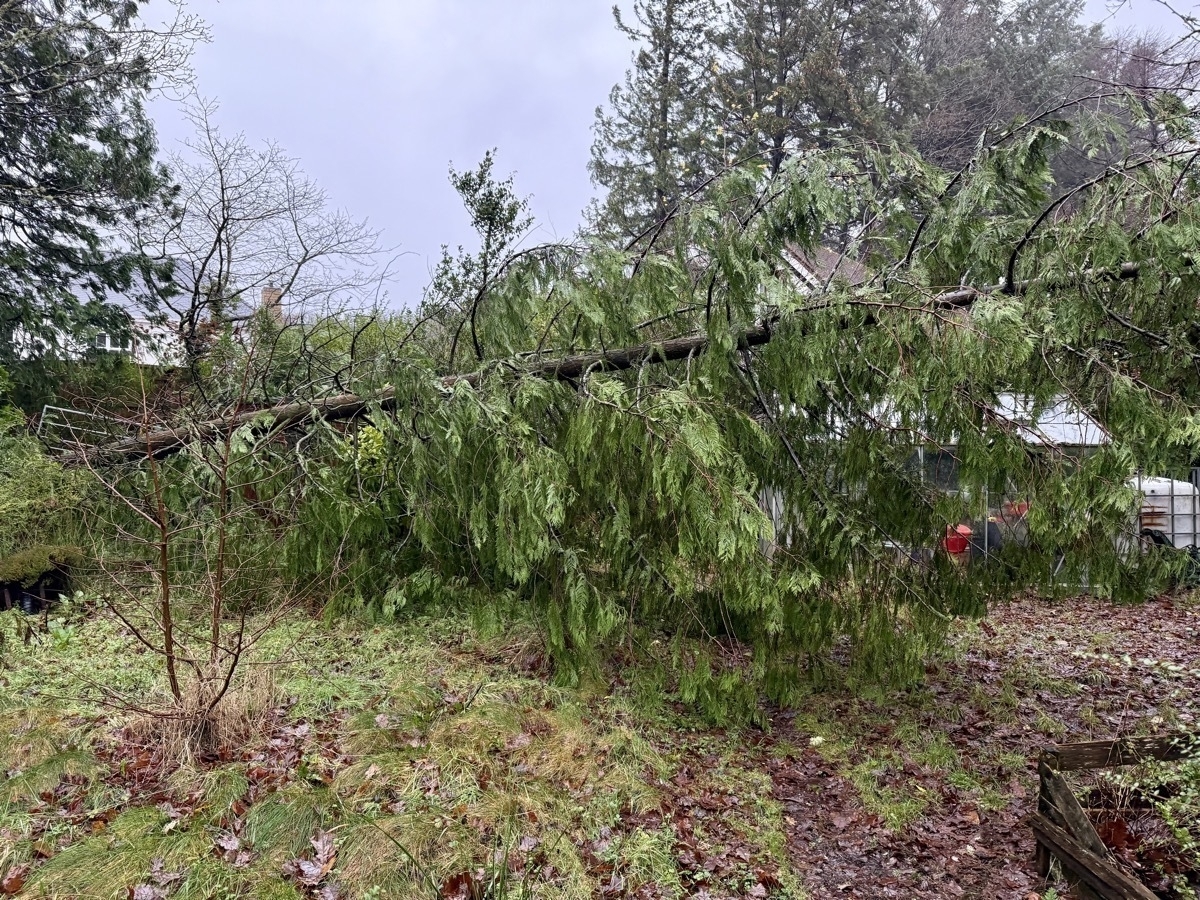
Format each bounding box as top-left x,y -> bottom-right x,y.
1034,709 -> 1066,739
914,733 -> 960,771
46,619 -> 77,651
847,756 -> 929,829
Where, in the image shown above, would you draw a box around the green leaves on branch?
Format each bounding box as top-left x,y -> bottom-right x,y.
147,116 -> 1200,720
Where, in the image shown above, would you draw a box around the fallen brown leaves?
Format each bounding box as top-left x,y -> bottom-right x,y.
283,829 -> 341,898
4,594 -> 1197,899
767,594 -> 1200,899
1083,777 -> 1200,896
0,865 -> 28,897
666,759 -> 785,897
127,859 -> 183,900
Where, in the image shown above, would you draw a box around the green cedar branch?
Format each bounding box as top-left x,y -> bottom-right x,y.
79,262 -> 1143,461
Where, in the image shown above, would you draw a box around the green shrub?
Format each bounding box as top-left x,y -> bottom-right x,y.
0,430 -> 91,558
0,544 -> 84,587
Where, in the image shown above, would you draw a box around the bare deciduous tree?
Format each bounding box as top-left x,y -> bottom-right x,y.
135,102 -> 387,372
72,326 -> 315,758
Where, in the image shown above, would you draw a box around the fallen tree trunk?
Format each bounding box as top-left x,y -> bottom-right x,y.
76,263 -> 1142,461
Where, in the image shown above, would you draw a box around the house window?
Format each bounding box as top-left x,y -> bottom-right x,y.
919,449 -> 961,492
92,332 -> 133,353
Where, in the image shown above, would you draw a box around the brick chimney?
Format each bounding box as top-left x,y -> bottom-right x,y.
261,285 -> 283,321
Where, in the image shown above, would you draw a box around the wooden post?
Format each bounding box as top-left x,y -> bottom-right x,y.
1033,735 -> 1198,899
1039,761 -> 1110,859
1031,816 -> 1159,900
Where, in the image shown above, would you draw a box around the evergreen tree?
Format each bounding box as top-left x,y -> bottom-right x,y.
713,0 -> 923,173
0,1 -> 203,396
588,0 -> 721,239
910,0 -> 1103,169
102,100 -> 1200,717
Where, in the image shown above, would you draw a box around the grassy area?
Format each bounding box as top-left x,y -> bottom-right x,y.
0,605 -> 801,899
2,594 -> 1198,899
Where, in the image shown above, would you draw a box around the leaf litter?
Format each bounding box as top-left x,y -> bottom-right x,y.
1,595 -> 1197,898
767,594 -> 1200,899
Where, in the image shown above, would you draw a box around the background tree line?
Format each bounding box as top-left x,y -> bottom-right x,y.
589,0 -> 1193,239
1,0 -> 1190,411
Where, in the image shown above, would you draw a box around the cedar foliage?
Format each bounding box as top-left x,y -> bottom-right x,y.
48,17 -> 1199,721
0,0 -> 203,404
270,104 -> 1200,718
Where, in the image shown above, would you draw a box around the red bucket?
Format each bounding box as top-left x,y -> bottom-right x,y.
943,524 -> 972,555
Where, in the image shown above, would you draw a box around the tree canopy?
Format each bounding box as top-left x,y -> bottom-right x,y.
589,0 -> 1118,237
97,99 -> 1199,718
0,0 -> 203,402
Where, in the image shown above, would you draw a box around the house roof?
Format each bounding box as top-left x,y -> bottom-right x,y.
782,244 -> 871,290
991,395 -> 1110,447
775,246 -> 1107,449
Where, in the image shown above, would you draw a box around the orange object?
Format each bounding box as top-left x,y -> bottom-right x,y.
1002,500 -> 1030,518
943,524 -> 972,555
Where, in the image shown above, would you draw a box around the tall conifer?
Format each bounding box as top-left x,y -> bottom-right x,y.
0,0 -> 203,402
713,0 -> 922,174
588,0 -> 721,239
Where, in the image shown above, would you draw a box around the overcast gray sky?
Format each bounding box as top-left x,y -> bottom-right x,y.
153,0 -> 1189,309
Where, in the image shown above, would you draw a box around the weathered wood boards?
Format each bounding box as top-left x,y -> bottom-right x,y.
1034,732 -> 1198,900
1039,762 -> 1109,859
1043,735 -> 1196,772
1032,814 -> 1159,900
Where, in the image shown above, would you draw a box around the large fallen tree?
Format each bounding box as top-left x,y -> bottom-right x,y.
85,263 -> 1143,460
73,125 -> 1200,718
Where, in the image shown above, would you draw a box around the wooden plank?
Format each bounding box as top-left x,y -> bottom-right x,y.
1039,762 -> 1110,859
1045,734 -> 1198,771
1031,814 -> 1159,900
1035,839 -> 1052,879
1038,767 -> 1069,830
1036,767 -> 1054,878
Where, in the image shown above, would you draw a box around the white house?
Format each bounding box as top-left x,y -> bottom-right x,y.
86,318 -> 183,367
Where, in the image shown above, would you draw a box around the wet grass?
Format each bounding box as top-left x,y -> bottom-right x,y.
0,608 -> 803,899
3,593 -> 1198,898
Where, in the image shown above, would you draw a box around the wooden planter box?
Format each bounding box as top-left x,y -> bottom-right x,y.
1034,734 -> 1198,899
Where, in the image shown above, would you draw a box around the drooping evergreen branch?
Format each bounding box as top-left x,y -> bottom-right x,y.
76,263 -> 1144,462
1003,151 -> 1194,293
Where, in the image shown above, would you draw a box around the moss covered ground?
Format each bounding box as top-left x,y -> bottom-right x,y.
0,594 -> 1197,899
